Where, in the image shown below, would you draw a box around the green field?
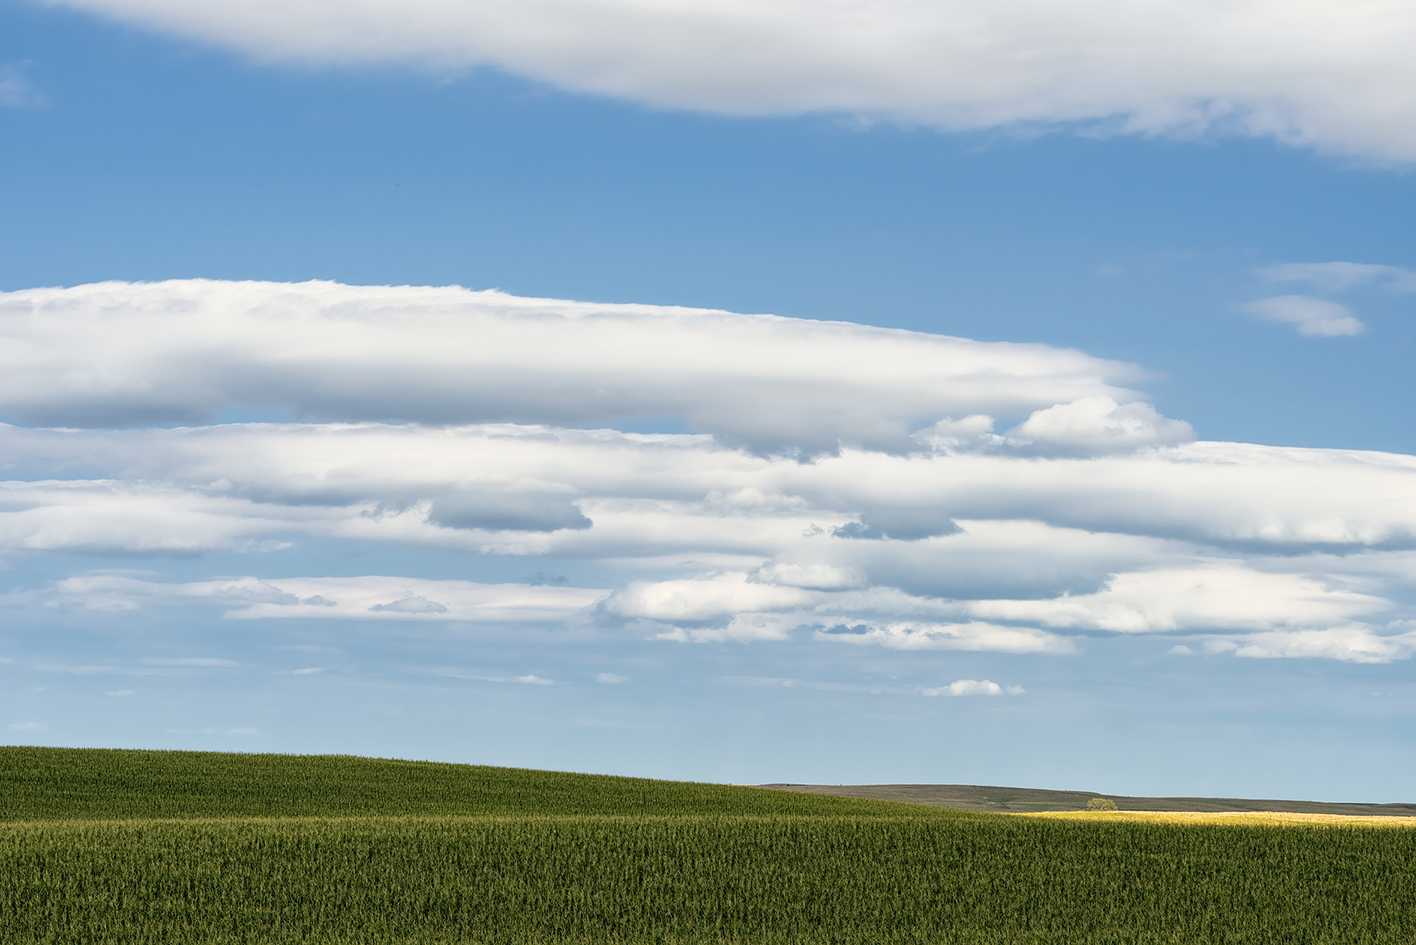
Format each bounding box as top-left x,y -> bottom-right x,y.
2,747 -> 1414,943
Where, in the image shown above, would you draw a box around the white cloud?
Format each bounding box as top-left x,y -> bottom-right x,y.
13,423 -> 1415,559
6,721 -> 48,732
291,667 -> 322,674
1209,624 -> 1416,663
105,689 -> 135,696
6,281 -> 1416,663
817,621 -> 1074,654
595,672 -> 630,684
0,480 -> 304,555
461,672 -> 556,685
0,62 -> 46,108
45,0 -> 1416,160
770,443 -> 1416,551
6,422 -> 1416,660
1241,295 -> 1365,336
12,573 -> 608,623
922,679 -> 1024,697
968,563 -> 1389,633
600,572 -> 814,624
369,595 -> 448,614
1008,396 -> 1194,455
1257,262 -> 1416,293
0,280 -> 1136,455
138,657 -> 241,667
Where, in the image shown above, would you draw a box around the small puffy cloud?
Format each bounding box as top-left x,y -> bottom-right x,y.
922,679 -> 1024,697
369,595 -> 448,614
43,1 -> 1416,160
466,672 -> 555,685
595,672 -> 630,684
1008,397 -> 1195,455
911,415 -> 996,451
291,667 -> 322,674
6,721 -> 47,732
1241,296 -> 1365,337
1257,262 -> 1416,293
600,573 -> 814,624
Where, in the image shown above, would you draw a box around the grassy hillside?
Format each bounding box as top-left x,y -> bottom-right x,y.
0,746 -> 900,820
3,747 -> 1415,943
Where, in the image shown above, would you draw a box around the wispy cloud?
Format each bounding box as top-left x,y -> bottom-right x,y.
595,672 -> 630,684
0,63 -> 46,109
6,721 -> 47,732
1240,296 -> 1365,337
1258,262 -> 1416,293
1204,625 -> 1416,664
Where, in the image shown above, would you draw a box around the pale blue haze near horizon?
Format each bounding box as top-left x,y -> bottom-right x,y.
2,0 -> 1415,802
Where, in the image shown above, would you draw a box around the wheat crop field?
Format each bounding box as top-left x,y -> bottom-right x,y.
3,746 -> 1415,943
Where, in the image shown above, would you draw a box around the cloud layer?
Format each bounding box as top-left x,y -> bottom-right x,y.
5,280 -> 1416,665
47,0 -> 1416,160
0,280 -> 1137,455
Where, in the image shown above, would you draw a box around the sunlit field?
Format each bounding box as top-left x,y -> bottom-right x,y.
1025,810 -> 1416,828
3,747 -> 1414,943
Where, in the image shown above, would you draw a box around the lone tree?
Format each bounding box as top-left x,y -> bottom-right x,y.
1085,797 -> 1119,811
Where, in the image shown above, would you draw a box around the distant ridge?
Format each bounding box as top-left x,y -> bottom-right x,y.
759,783 -> 1416,817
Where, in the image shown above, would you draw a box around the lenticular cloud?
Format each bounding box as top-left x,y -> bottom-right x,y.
0,279 -> 1137,454
4,279 -> 1416,663
47,0 -> 1416,161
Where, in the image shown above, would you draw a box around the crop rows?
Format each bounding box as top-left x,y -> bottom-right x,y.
6,813 -> 1416,943
3,748 -> 1414,943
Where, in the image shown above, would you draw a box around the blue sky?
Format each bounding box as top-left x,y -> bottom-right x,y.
2,0 -> 1415,801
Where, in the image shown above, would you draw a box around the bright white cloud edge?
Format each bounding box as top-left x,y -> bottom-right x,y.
46,0 -> 1416,160
0,280 -> 1142,455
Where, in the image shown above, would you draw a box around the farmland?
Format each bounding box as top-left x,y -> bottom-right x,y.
3,747 -> 1415,943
